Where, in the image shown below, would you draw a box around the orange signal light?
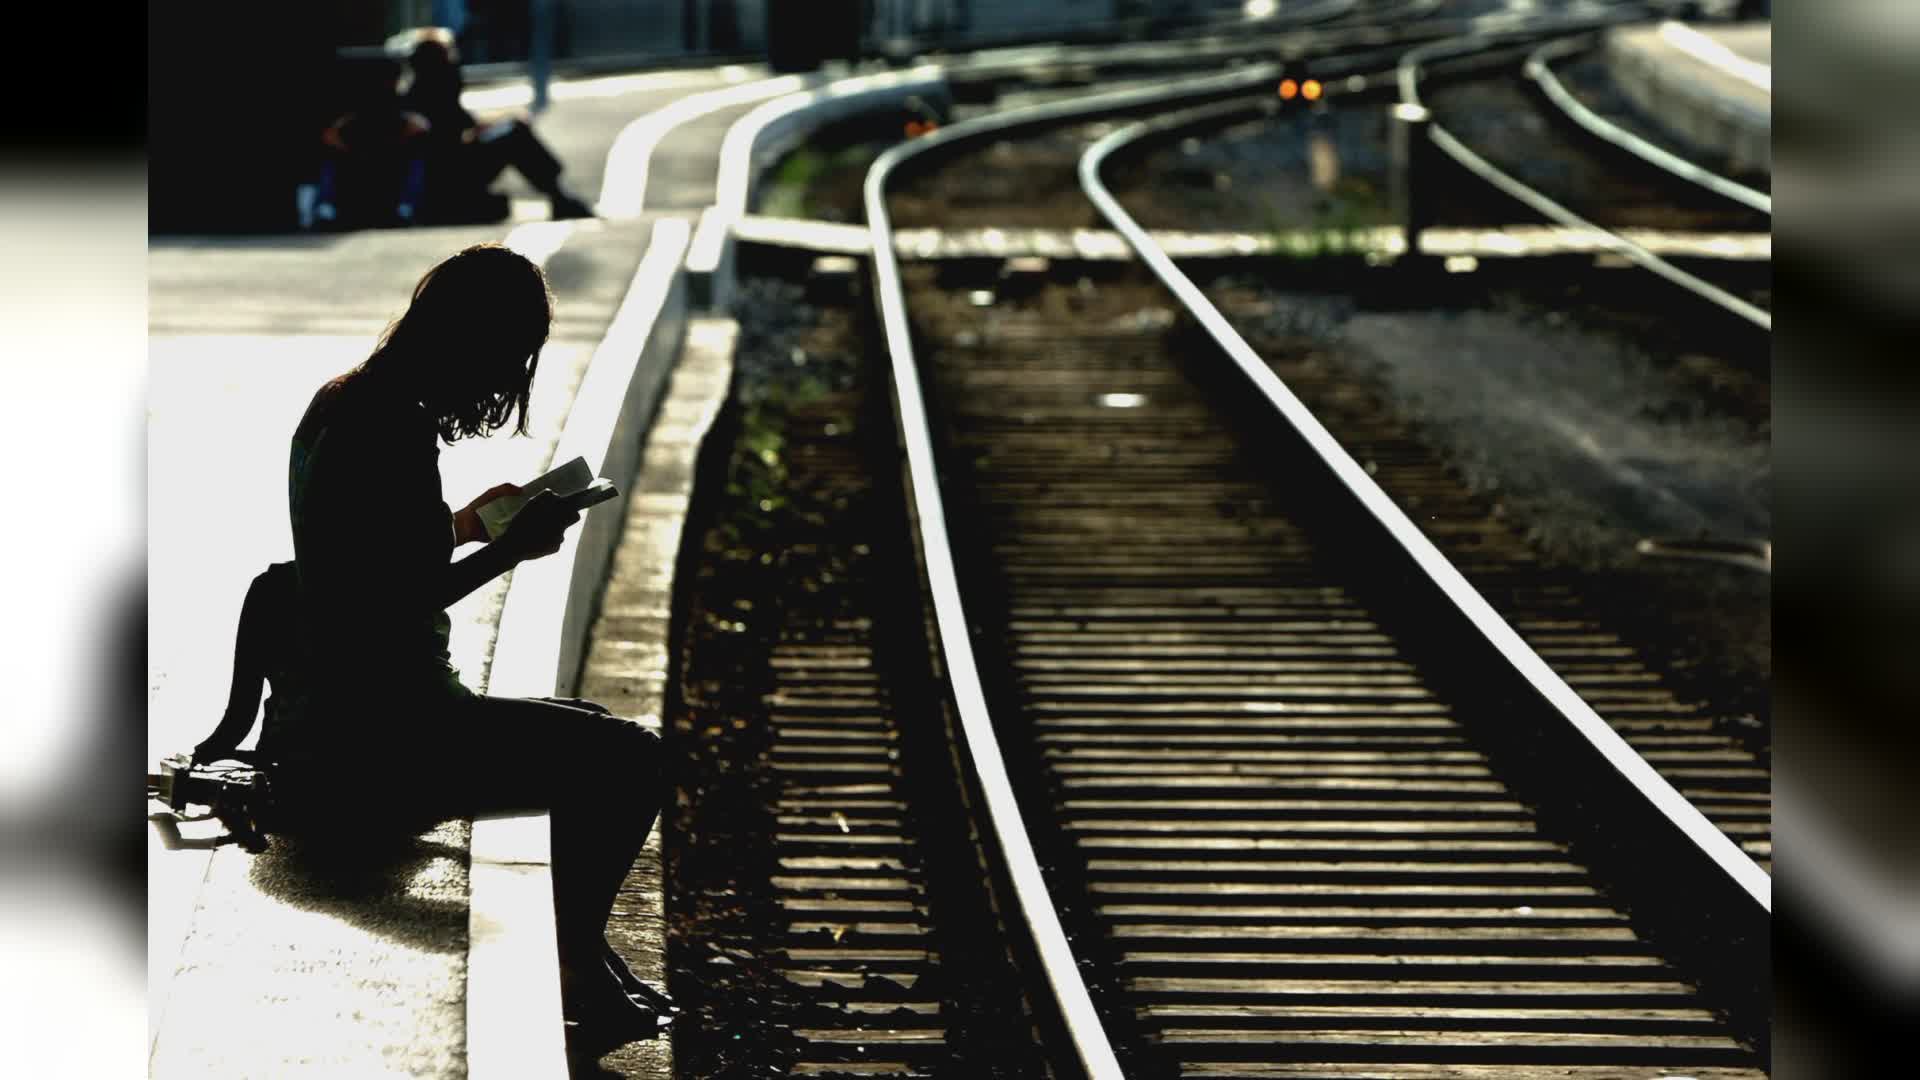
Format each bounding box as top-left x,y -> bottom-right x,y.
1278,79 -> 1298,100
1302,79 -> 1323,101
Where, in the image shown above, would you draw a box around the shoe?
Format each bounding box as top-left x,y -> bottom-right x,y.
619,979 -> 678,1015
603,945 -> 679,1014
549,191 -> 596,220
563,990 -> 674,1047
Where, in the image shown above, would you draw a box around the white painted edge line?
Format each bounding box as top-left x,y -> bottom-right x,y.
466,816 -> 564,1080
1402,37 -> 1770,331
468,217 -> 693,1080
549,217 -> 692,696
463,63 -> 765,113
687,204 -> 734,276
503,219 -> 582,268
1081,105 -> 1771,914
598,73 -> 820,220
714,66 -> 948,221
866,62 -> 1281,1080
1657,20 -> 1771,94
1526,39 -> 1770,215
487,217 -> 693,702
689,65 -> 948,279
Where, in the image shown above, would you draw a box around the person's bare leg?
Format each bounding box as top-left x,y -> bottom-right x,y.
457,695 -> 667,1029
549,718 -> 665,1027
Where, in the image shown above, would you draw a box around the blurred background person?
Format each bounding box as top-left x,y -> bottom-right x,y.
309,57 -> 432,229
400,29 -> 595,222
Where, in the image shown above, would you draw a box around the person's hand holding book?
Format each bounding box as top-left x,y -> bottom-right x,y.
455,483 -> 522,546
471,457 -> 618,543
496,490 -> 579,561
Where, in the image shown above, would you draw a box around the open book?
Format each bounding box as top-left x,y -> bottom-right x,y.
475,455 -> 619,540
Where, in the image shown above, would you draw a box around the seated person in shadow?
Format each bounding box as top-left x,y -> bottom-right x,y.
400,29 -> 596,222
212,243 -> 667,1042
309,58 -> 432,229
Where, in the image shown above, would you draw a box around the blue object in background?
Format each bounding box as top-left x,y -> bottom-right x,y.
531,0 -> 553,113
432,0 -> 469,37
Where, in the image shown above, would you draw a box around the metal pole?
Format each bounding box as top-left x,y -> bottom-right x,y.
1388,102 -> 1432,262
432,0 -> 469,36
530,0 -> 553,113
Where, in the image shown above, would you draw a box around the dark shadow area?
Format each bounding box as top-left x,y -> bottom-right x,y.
244,825 -> 471,955
148,3 -> 342,234
148,7 -> 527,236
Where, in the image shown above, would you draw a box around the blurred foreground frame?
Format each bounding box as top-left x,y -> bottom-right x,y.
1773,0 -> 1920,1072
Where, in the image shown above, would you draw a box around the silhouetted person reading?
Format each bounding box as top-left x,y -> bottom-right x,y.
401,29 -> 595,222
275,243 -> 667,1041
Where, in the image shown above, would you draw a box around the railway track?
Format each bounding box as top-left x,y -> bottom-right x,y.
665,10 -> 1769,1077
898,260 -> 1765,1077
657,238 -> 1066,1080
875,36 -> 1765,1077
1420,47 -> 1764,234
665,288 -> 1048,1076
1523,35 -> 1770,215
1398,27 -> 1771,330
1078,59 -> 1774,866
1191,275 -> 1774,870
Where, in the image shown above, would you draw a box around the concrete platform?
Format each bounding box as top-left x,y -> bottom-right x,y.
1605,20 -> 1770,174
148,60 -> 782,1079
570,316 -> 736,1078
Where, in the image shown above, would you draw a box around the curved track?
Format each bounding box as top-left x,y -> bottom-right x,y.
1399,27 -> 1771,330
1523,35 -> 1770,215
670,9 -> 1771,1077
855,30 -> 1768,1078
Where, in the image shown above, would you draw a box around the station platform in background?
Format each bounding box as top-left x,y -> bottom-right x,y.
1604,18 -> 1771,174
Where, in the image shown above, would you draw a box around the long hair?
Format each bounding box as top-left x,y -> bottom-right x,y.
359,244 -> 553,442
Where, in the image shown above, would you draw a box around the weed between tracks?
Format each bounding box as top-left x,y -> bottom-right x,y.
658,279 -> 867,1078
653,277 -> 1041,1078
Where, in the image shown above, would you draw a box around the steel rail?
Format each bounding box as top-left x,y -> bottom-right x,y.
1400,34 -> 1771,330
1525,34 -> 1770,215
860,15 -> 1764,1072
1080,56 -> 1770,1045
865,61 -> 1307,1080
1082,74 -> 1769,920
